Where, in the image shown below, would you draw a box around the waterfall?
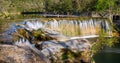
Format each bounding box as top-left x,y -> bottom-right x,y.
23,19 -> 112,37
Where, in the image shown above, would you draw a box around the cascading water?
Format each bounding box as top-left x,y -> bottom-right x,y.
23,18 -> 112,37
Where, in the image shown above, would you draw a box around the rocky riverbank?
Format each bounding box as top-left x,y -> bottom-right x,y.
0,19 -> 94,63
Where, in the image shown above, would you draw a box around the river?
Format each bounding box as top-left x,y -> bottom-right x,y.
0,18 -> 120,63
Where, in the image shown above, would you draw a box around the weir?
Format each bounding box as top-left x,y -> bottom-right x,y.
23,18 -> 112,37
0,18 -> 113,63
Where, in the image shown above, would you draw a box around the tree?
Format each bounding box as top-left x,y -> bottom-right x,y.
93,0 -> 115,12
62,0 -> 73,13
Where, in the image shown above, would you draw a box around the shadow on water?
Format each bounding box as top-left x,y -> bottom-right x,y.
93,42 -> 120,63
93,52 -> 120,63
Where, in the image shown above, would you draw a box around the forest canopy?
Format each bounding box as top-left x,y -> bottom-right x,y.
0,0 -> 119,15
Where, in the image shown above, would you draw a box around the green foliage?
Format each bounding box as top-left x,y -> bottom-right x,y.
62,49 -> 81,61
91,30 -> 118,53
73,0 -> 94,12
62,0 -> 73,13
45,0 -> 73,14
93,0 -> 115,12
0,0 -> 95,15
0,0 -> 119,19
45,0 -> 53,12
0,0 -> 45,12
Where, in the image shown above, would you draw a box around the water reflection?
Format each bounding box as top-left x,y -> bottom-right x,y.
93,52 -> 120,63
93,43 -> 120,63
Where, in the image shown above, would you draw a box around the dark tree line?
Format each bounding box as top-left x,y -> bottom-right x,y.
45,0 -> 94,14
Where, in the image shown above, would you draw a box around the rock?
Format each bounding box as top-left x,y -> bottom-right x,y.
40,39 -> 90,56
40,28 -> 69,41
0,34 -> 13,44
65,39 -> 90,53
38,39 -> 91,63
13,24 -> 69,42
0,44 -> 48,63
40,40 -> 65,57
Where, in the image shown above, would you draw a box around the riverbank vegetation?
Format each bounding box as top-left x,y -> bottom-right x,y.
0,0 -> 119,19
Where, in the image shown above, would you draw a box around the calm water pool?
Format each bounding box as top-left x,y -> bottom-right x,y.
94,52 -> 120,63
94,43 -> 120,63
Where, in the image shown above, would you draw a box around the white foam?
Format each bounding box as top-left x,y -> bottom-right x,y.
70,35 -> 112,39
70,35 -> 99,39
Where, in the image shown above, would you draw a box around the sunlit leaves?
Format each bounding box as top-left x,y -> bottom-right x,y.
94,0 -> 115,12
91,30 -> 118,53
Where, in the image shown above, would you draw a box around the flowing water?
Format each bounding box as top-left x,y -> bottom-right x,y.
0,18 -> 120,63
22,18 -> 112,37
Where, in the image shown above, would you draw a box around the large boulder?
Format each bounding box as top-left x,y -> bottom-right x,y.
39,39 -> 91,63
40,39 -> 90,55
0,44 -> 48,63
